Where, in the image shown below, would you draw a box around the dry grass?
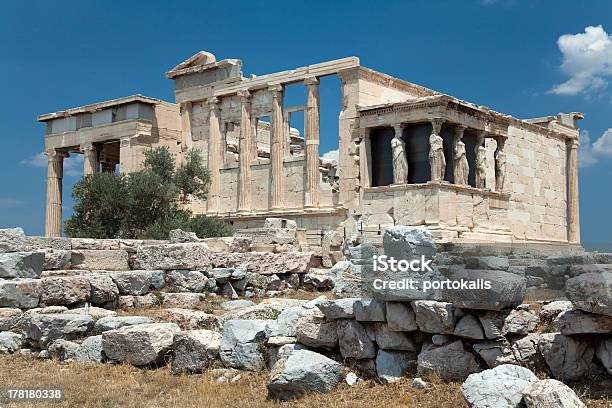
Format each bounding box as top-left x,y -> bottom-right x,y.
0,355 -> 609,408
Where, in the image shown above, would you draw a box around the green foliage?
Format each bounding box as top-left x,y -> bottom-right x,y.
64,172 -> 126,238
64,147 -> 232,240
175,149 -> 211,202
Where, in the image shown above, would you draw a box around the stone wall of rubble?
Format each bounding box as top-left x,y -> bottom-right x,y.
0,225 -> 334,312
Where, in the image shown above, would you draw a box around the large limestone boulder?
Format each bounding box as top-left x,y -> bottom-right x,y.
219,319 -> 272,371
159,308 -> 215,330
354,298 -> 386,322
39,276 -> 91,306
161,293 -> 206,309
522,379 -> 586,408
94,315 -> 153,332
102,323 -> 180,366
336,319 -> 376,359
110,271 -> 153,295
48,339 -> 80,361
386,302 -> 418,331
171,330 -> 222,374
0,252 -> 44,278
43,250 -> 72,270
317,298 -> 358,320
134,243 -> 212,270
0,279 -> 42,308
0,308 -> 22,331
267,349 -> 343,400
0,331 -> 23,353
412,300 -> 455,334
164,270 -> 207,293
375,349 -> 417,383
23,313 -> 93,348
565,272 -> 612,316
370,323 -> 417,351
417,340 -> 480,380
538,333 -> 594,381
295,309 -> 338,349
454,314 -> 485,340
0,228 -> 26,252
503,309 -> 539,335
556,309 -> 612,334
460,364 -> 538,408
442,269 -> 526,311
74,335 -> 105,363
331,261 -> 362,298
540,301 -> 573,324
210,251 -> 315,275
70,250 -> 130,271
168,229 -> 199,243
203,237 -> 251,253
383,225 -> 436,259
86,275 -> 119,306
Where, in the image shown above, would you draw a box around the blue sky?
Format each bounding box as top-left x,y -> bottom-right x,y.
0,0 -> 611,245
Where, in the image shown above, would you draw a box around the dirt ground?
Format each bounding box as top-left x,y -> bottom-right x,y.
0,355 -> 609,408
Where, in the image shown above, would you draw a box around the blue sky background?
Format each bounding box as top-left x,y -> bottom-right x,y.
0,0 -> 611,245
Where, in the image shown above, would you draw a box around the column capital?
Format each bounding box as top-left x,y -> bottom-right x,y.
430,118 -> 444,134
237,89 -> 251,101
454,124 -> 467,133
208,96 -> 220,107
304,76 -> 319,87
393,123 -> 405,135
80,142 -> 95,152
268,84 -> 283,94
569,138 -> 579,149
45,149 -> 68,161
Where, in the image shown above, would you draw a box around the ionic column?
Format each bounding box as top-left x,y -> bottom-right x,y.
304,76 -> 320,209
82,143 -> 98,175
237,90 -> 252,214
207,97 -> 221,214
269,85 -> 285,210
567,138 -> 580,243
45,150 -> 68,238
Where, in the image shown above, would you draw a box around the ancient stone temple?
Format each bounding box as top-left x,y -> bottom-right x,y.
38,51 -> 582,246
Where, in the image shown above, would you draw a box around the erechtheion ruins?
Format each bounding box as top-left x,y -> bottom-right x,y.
38,51 -> 582,246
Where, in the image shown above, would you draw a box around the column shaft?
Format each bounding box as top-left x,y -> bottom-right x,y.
304,77 -> 320,209
567,139 -> 580,243
207,97 -> 222,214
270,85 -> 285,210
45,150 -> 67,237
237,90 -> 252,214
82,143 -> 98,175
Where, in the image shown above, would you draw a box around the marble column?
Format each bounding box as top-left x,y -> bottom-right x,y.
45,150 -> 68,237
207,97 -> 221,214
304,76 -> 320,209
180,102 -> 193,146
237,90 -> 252,214
82,143 -> 98,175
567,138 -> 580,243
269,85 -> 285,210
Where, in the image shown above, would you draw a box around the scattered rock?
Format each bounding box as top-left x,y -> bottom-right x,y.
557,309 -> 612,334
539,301 -> 573,324
169,229 -> 200,243
40,276 -> 91,306
0,308 -> 23,331
479,311 -> 507,339
417,340 -> 480,380
295,309 -> 338,349
23,313 -> 93,348
110,271 -> 153,295
503,309 -> 539,335
372,323 -> 417,351
460,364 -> 538,408
303,272 -> 334,290
0,252 -> 44,278
454,314 -> 485,340
134,243 -> 212,270
0,331 -> 23,353
164,270 -> 207,293
0,228 -> 26,252
172,330 -> 222,374
43,250 -> 72,270
70,250 -> 130,271
376,349 -> 417,383
94,316 -> 154,332
48,339 -> 79,361
219,319 -> 272,371
317,298 -> 358,320
522,379 -> 586,408
159,308 -> 215,330
473,340 -> 516,368
102,323 -> 180,366
354,299 -> 386,322
74,335 -> 104,363
386,302 -> 418,331
0,278 -> 41,309
412,377 -> 428,389
538,333 -> 594,381
66,306 -> 116,320
86,275 -> 119,306
565,272 -> 612,316
162,293 -> 205,309
220,300 -> 256,311
267,349 -> 343,400
336,319 -> 376,359
412,300 -> 455,334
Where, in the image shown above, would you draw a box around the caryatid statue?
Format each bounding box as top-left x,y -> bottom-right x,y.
453,125 -> 469,186
391,124 -> 408,184
429,118 -> 446,182
475,131 -> 487,188
495,138 -> 506,191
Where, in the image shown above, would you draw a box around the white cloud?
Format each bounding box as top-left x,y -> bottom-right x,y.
321,149 -> 339,163
578,128 -> 612,167
549,25 -> 612,96
21,152 -> 84,177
